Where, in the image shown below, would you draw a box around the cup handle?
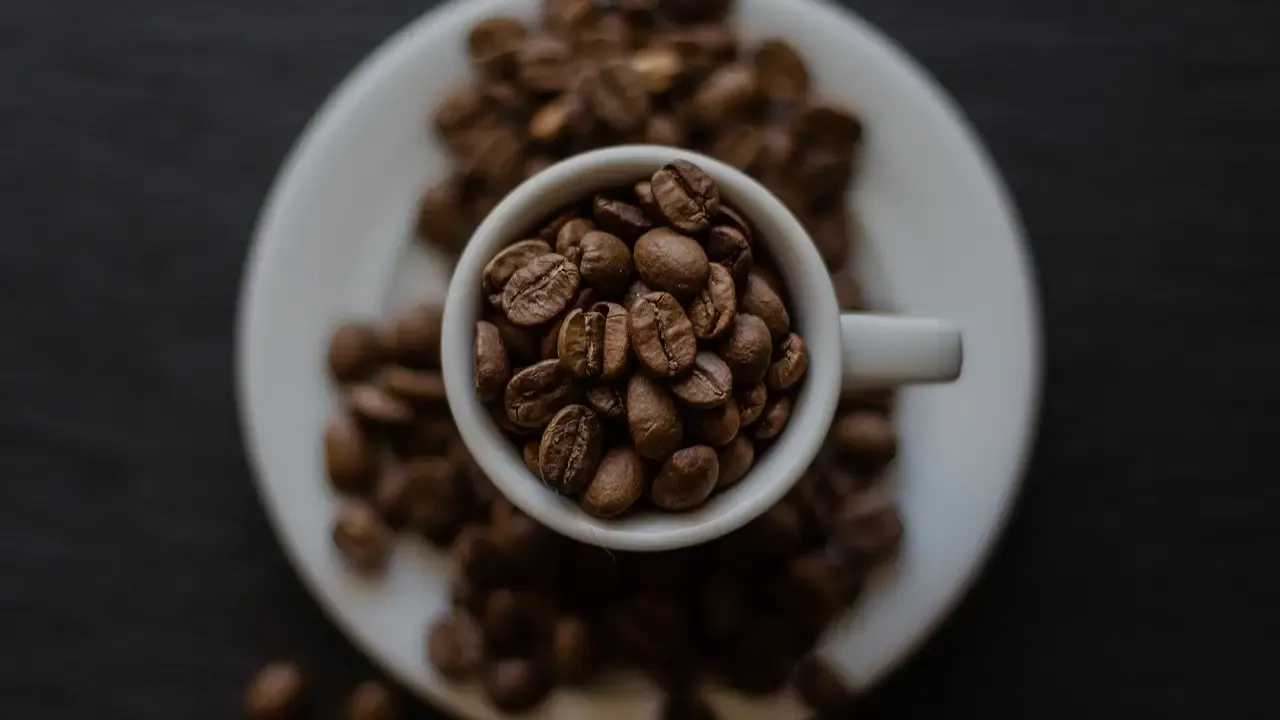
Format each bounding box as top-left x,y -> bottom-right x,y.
839,313 -> 963,389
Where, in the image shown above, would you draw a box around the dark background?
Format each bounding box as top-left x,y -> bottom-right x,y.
2,0 -> 1278,717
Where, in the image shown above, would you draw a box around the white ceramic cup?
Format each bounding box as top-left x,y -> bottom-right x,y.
441,146 -> 961,552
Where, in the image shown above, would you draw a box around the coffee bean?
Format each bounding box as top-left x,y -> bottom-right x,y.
503,253 -> 581,327
623,278 -> 654,308
583,59 -> 650,133
630,45 -> 685,93
402,456 -> 464,544
522,441 -> 541,477
483,239 -> 551,306
808,208 -> 853,269
832,269 -> 863,309
581,446 -> 646,518
778,554 -> 842,637
550,616 -> 595,684
634,179 -> 657,212
582,383 -> 625,420
755,125 -> 798,180
579,230 -> 633,293
578,12 -> 633,61
689,263 -> 737,340
834,410 -> 897,461
794,103 -> 864,151
536,207 -> 579,243
652,445 -> 718,510
529,95 -> 579,144
468,17 -> 528,77
433,88 -> 488,150
554,217 -> 595,261
485,309 -> 540,364
371,461 -> 413,526
376,366 -> 447,405
325,413 -> 378,494
539,404 -> 604,494
754,394 -> 792,440
459,128 -> 524,192
388,415 -> 457,458
416,178 -> 470,253
650,160 -> 720,233
474,321 -> 511,402
634,227 -> 709,300
607,590 -> 690,664
483,588 -> 537,653
593,194 -> 653,242
753,39 -> 809,104
557,308 -> 607,378
390,304 -> 444,367
645,112 -> 688,147
345,681 -> 400,720
717,204 -> 754,243
710,124 -> 766,171
669,351 -> 733,409
767,333 -> 808,391
740,271 -> 791,341
454,527 -> 508,589
836,491 -> 902,564
328,322 -> 386,382
737,382 -> 768,426
245,661 -> 306,720
717,313 -> 772,385
427,612 -> 486,680
595,302 -> 631,379
504,359 -> 577,428
543,0 -> 596,38
715,434 -> 754,490
626,374 -> 684,460
629,291 -> 697,377
482,658 -> 552,713
516,35 -> 574,93
798,150 -> 853,210
332,499 -> 394,572
706,224 -> 753,288
791,655 -> 857,715
344,384 -> 415,425
691,64 -> 759,126
690,397 -> 740,447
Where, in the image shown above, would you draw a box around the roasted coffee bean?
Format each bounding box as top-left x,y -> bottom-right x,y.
629,291 -> 697,377
388,415 -> 457,458
659,22 -> 736,75
401,456 -> 463,543
756,124 -> 798,180
377,366 -> 447,405
485,310 -> 540,364
595,302 -> 631,379
474,321 -> 511,402
516,35 -> 574,93
630,45 -> 685,93
504,359 -> 577,428
634,180 -> 657,212
577,12 -> 633,60
626,374 -> 684,460
651,445 -> 718,510
536,208 -> 579,243
325,413 -> 378,494
690,397 -> 740,447
453,527 -> 508,588
715,433 -> 754,490
799,150 -> 853,209
557,308 -> 607,378
539,404 -> 604,494
753,38 -> 809,104
550,616 -> 595,684
344,384 -> 415,425
245,661 -> 306,720
832,269 -> 863,309
767,333 -> 808,391
794,103 -> 864,151
482,588 -> 539,653
583,59 -> 651,133
372,461 -> 413,525
593,194 -> 653,242
554,217 -> 594,261
691,64 -> 759,126
717,313 -> 772,385
332,499 -> 394,572
634,227 -> 709,300
427,612 -> 486,680
390,304 -> 444,367
483,658 -> 552,713
416,179 -> 470,253
740,271 -> 791,341
530,95 -> 579,144
584,383 -> 627,420
706,224 -> 753,288
792,655 -> 857,715
623,278 -> 654,308
650,160 -> 720,233
778,553 -> 842,637
345,681 -> 400,720
645,112 -> 688,146
543,0 -> 596,37
689,263 -> 737,340
328,322 -> 385,382
521,441 -> 542,477
710,124 -> 766,171
737,382 -> 768,426
579,230 -> 633,292
483,240 -> 551,306
754,394 -> 792,440
459,128 -> 525,191
836,491 -> 902,564
503,253 -> 581,326
581,446 -> 646,518
669,351 -> 733,409
433,88 -> 488,149
468,16 -> 528,77
834,410 -> 897,460
717,204 -> 754,244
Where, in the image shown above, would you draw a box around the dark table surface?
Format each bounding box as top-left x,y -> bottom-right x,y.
3,0 -> 1278,718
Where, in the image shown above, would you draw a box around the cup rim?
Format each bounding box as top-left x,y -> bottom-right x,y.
441,145 -> 841,551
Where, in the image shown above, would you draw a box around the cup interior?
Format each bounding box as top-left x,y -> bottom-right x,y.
440,146 -> 841,551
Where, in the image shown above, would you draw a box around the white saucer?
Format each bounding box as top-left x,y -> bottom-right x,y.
236,0 -> 1041,717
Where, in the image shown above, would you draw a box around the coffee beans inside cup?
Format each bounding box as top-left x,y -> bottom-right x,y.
475,159 -> 811,517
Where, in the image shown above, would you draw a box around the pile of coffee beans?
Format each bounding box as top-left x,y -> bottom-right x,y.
244,662 -> 402,720
418,0 -> 865,311
474,158 -> 809,516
